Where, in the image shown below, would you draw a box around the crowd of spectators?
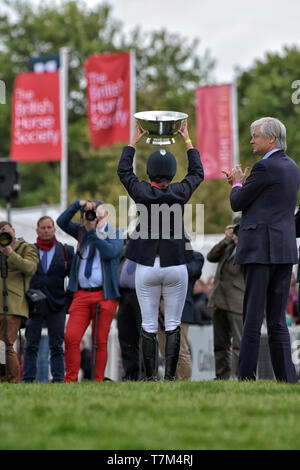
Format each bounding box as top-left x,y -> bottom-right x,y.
0,215 -> 299,383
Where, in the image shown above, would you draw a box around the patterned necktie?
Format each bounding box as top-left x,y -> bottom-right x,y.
41,250 -> 48,273
84,246 -> 95,279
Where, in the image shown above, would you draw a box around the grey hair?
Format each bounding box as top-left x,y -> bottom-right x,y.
250,117 -> 286,151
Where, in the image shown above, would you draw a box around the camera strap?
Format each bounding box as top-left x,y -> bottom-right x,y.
14,240 -> 26,253
76,213 -> 84,259
14,241 -> 31,333
77,244 -> 96,261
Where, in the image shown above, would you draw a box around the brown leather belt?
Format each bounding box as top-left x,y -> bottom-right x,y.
79,286 -> 102,292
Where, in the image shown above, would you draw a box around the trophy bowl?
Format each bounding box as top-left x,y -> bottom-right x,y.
134,110 -> 188,145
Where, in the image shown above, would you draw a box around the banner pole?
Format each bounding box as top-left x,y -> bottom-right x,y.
231,80 -> 241,221
128,50 -> 136,231
130,50 -> 136,168
231,80 -> 239,167
59,47 -> 69,212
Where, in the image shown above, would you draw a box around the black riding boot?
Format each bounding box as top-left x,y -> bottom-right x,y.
141,329 -> 157,381
164,326 -> 181,381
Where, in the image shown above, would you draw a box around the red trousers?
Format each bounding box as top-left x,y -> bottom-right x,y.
64,289 -> 118,382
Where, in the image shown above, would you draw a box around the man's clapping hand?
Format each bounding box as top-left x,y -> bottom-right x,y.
222,164 -> 250,186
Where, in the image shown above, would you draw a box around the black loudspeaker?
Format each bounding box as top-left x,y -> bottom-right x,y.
0,159 -> 20,200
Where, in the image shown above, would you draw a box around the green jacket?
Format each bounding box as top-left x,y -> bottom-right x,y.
0,238 -> 39,318
207,238 -> 245,314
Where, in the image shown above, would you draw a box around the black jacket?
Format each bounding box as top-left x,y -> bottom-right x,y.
117,145 -> 204,267
181,251 -> 204,323
295,208 -> 300,282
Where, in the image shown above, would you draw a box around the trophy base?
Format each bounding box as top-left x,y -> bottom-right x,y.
146,137 -> 175,145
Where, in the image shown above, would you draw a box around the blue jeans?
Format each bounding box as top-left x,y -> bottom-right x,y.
22,304 -> 66,383
37,335 -> 50,382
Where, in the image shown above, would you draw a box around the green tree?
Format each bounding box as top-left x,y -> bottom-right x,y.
200,46 -> 300,232
0,0 -> 216,228
125,27 -> 214,115
237,46 -> 300,174
0,0 -> 121,205
189,46 -> 300,232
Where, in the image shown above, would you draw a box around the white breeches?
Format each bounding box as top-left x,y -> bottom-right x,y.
135,257 -> 188,333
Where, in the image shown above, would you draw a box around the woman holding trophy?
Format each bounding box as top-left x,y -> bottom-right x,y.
117,116 -> 204,380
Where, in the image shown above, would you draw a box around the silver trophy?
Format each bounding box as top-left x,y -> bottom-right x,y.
134,110 -> 188,145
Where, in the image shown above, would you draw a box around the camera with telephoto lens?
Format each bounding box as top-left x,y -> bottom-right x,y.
0,231 -> 12,247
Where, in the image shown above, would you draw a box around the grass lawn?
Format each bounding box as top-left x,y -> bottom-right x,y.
0,380 -> 300,450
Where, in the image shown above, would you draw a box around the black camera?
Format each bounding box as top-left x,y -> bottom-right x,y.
85,209 -> 97,221
80,204 -> 97,222
0,231 -> 12,247
26,288 -> 47,317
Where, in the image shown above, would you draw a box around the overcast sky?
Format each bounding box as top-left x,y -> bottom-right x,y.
100,0 -> 300,83
7,0 -> 300,82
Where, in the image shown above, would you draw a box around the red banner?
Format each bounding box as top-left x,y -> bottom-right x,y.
196,84 -> 233,180
84,52 -> 131,147
11,71 -> 61,162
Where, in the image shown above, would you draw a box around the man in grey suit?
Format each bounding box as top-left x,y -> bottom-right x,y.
207,222 -> 244,379
224,117 -> 299,383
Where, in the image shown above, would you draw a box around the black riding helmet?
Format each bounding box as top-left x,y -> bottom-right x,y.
146,149 -> 177,182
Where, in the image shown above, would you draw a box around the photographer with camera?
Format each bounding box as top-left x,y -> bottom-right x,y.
56,200 -> 123,382
0,221 -> 39,382
206,220 -> 244,380
22,216 -> 74,383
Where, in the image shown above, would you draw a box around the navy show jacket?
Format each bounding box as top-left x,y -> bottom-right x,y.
117,145 -> 204,267
181,251 -> 204,323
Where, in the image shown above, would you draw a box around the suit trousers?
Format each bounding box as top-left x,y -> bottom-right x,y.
213,308 -> 243,379
0,314 -> 23,382
238,263 -> 297,383
64,289 -> 118,382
